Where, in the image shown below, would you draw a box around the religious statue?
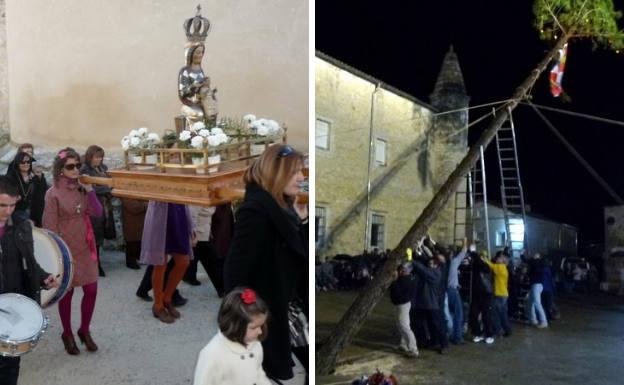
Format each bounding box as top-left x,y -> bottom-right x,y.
178,5 -> 218,127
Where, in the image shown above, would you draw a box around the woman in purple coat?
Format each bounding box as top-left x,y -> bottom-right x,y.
140,201 -> 195,323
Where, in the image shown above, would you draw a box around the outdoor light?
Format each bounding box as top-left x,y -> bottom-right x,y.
509,219 -> 525,242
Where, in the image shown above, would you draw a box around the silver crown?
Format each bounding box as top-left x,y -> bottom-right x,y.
183,5 -> 211,43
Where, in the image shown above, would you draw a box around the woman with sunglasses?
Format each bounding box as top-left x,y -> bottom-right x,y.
224,144 -> 308,382
5,151 -> 47,224
43,148 -> 103,355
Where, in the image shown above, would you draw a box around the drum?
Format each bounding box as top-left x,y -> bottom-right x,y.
0,293 -> 48,356
33,228 -> 74,308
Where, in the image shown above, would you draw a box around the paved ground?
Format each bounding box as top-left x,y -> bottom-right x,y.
316,290 -> 624,385
19,251 -> 306,385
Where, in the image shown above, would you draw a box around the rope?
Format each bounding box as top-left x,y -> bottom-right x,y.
527,101 -> 624,204
520,102 -> 624,128
315,98 -> 514,139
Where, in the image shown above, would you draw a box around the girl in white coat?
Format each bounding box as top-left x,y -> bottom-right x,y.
193,287 -> 271,385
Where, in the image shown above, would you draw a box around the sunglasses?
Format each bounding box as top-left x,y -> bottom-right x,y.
277,145 -> 295,158
63,163 -> 81,171
20,160 -> 32,165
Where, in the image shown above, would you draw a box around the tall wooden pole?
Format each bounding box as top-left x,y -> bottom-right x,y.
316,34 -> 571,375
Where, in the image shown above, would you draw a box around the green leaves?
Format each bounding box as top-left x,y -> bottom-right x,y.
534,0 -> 624,50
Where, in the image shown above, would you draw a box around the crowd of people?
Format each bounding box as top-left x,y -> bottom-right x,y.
317,236 -> 563,359
386,238 -> 561,356
0,143 -> 309,385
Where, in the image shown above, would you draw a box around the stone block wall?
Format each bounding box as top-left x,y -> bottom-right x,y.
0,0 -> 8,133
316,57 -> 456,258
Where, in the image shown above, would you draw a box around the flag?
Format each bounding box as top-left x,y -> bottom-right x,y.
549,43 -> 568,97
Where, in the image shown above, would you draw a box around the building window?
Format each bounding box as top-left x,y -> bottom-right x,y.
315,206 -> 327,247
496,231 -> 506,247
316,119 -> 330,150
370,213 -> 385,250
375,138 -> 387,165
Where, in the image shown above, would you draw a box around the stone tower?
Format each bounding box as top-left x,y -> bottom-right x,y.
428,45 -> 470,244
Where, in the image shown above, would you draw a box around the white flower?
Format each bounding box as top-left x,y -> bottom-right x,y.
121,136 -> 130,150
243,114 -> 257,125
249,120 -> 262,133
190,135 -> 205,149
129,129 -> 140,138
207,135 -> 222,147
137,127 -> 149,136
215,133 -> 229,145
190,121 -> 205,132
179,130 -> 192,141
256,124 -> 269,136
129,137 -> 141,147
198,129 -> 211,137
266,120 -> 280,134
147,132 -> 160,142
210,127 -> 224,136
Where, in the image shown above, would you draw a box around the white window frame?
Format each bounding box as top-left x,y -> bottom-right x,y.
315,206 -> 328,248
375,137 -> 387,166
315,118 -> 331,150
369,212 -> 386,251
496,231 -> 506,247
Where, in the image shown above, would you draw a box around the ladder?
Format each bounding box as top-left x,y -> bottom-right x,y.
452,145 -> 490,257
453,145 -> 490,306
495,107 -> 529,259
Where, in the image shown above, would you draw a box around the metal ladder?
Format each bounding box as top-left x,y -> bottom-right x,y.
453,145 -> 490,306
494,107 -> 529,259
452,145 -> 490,256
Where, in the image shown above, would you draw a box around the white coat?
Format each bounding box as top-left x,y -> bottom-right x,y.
193,332 -> 271,385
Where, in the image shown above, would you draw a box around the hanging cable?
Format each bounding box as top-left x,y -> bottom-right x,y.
520,102 -> 624,128
315,97 -> 514,140
527,101 -> 624,205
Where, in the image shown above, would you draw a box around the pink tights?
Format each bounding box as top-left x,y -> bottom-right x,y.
58,282 -> 98,337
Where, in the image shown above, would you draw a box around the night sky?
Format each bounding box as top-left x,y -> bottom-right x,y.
316,0 -> 624,249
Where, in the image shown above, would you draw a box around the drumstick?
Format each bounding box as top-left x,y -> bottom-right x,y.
0,308 -> 9,315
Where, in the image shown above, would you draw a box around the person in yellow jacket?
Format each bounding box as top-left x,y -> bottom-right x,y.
481,251 -> 512,337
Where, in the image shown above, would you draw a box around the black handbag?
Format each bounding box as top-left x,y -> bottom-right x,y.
288,300 -> 308,347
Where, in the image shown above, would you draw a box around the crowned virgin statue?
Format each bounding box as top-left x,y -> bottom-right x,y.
178,6 -> 218,127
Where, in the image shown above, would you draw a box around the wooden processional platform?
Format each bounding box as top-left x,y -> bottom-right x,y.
80,167 -> 309,207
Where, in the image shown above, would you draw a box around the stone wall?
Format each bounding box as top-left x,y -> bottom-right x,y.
5,0 -> 308,151
316,57 -> 445,258
0,0 -> 8,133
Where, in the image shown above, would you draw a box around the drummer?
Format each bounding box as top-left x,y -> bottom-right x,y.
0,176 -> 59,385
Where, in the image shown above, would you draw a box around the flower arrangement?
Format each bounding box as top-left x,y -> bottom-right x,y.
121,127 -> 161,151
242,114 -> 282,136
178,121 -> 230,151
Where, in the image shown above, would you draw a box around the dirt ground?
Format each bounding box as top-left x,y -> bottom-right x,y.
316,290 -> 624,385
18,251 -> 306,385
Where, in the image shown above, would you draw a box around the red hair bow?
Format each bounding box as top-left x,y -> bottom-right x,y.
240,289 -> 256,304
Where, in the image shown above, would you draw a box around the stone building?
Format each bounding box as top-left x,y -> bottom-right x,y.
315,49 -> 469,260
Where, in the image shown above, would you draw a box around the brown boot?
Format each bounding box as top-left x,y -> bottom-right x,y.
164,302 -> 181,319
152,306 -> 175,324
77,330 -> 98,352
61,334 -> 80,355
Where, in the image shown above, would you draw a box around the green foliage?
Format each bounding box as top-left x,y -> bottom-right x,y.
534,0 -> 624,50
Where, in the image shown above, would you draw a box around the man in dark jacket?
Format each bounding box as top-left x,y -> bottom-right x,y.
0,176 -> 58,385
412,256 -> 448,354
469,251 -> 496,344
